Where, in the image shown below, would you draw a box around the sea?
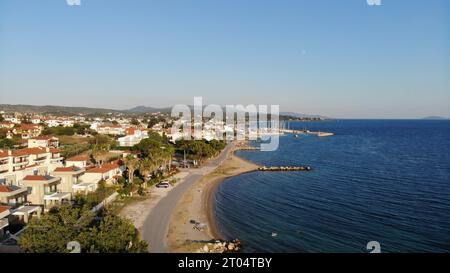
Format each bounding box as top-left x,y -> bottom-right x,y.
214,120 -> 450,253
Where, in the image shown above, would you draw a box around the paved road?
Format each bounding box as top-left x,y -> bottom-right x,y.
142,143 -> 234,253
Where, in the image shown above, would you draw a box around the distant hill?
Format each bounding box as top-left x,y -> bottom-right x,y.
280,112 -> 330,120
0,104 -> 172,115
127,106 -> 172,113
0,104 -> 121,115
0,104 -> 329,119
422,116 -> 448,120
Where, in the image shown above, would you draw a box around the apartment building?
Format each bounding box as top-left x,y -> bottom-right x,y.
21,175 -> 71,211
82,162 -> 122,185
0,185 -> 41,224
0,147 -> 64,186
51,166 -> 94,194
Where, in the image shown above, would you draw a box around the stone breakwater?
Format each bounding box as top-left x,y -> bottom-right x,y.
196,239 -> 242,253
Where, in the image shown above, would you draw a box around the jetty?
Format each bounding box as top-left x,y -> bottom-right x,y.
280,129 -> 334,137
258,166 -> 312,172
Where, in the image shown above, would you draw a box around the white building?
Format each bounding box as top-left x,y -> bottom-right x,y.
28,136 -> 59,148
118,128 -> 148,147
65,155 -> 90,169
95,124 -> 126,135
81,162 -> 122,185
0,147 -> 64,187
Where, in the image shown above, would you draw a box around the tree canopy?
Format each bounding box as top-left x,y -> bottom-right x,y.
19,205 -> 148,253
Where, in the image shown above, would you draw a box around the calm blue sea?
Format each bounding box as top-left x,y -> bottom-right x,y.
214,120 -> 450,253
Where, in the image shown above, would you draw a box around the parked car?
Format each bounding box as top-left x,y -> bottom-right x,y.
156,182 -> 170,188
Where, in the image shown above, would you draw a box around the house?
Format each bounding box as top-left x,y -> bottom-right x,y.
4,117 -> 20,124
28,136 -> 59,148
66,155 -> 90,168
95,124 -> 126,135
118,128 -> 148,147
0,206 -> 11,237
52,166 -> 95,194
0,122 -> 15,129
12,124 -> 43,139
61,120 -> 74,127
45,119 -> 61,127
82,162 -> 122,185
21,175 -> 71,211
0,185 -> 28,207
31,117 -> 42,124
0,185 -> 41,223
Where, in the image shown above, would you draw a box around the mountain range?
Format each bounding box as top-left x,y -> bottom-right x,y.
1,104 -> 326,118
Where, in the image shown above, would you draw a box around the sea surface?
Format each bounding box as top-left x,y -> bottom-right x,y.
214,120 -> 450,252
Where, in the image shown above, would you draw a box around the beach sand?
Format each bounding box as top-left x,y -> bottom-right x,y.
167,148 -> 260,253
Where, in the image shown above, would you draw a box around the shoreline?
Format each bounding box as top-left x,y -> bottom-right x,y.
167,144 -> 260,252
205,153 -> 259,240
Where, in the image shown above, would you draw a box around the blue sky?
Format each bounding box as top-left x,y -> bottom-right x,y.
0,0 -> 449,118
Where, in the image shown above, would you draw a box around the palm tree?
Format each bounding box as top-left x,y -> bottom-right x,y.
124,155 -> 139,184
91,144 -> 109,166
138,158 -> 157,187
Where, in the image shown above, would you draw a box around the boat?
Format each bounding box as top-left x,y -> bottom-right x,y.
317,132 -> 334,137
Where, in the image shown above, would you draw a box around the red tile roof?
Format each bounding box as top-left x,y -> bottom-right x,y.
49,148 -> 60,154
19,124 -> 41,131
0,150 -> 9,158
53,166 -> 82,172
126,128 -> 136,135
0,185 -> 13,193
86,163 -> 120,174
67,155 -> 90,162
0,206 -> 11,214
11,147 -> 47,157
23,175 -> 51,181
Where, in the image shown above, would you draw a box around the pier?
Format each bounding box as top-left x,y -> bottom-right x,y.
258,166 -> 312,172
280,129 -> 334,137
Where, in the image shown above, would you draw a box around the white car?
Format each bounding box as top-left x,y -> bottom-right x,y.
156,182 -> 170,188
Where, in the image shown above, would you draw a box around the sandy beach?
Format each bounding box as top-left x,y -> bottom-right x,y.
120,142 -> 259,253
167,145 -> 260,253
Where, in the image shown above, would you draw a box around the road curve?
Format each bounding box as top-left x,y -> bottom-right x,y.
142,143 -> 234,253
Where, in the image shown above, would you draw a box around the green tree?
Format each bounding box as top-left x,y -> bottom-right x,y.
0,128 -> 8,139
124,155 -> 139,184
19,205 -> 148,253
0,138 -> 16,149
130,119 -> 140,126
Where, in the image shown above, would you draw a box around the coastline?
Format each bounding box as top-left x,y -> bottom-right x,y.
167,145 -> 260,252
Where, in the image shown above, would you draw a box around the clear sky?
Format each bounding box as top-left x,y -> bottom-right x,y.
0,0 -> 448,118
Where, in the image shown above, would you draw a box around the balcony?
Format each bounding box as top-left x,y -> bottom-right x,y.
50,156 -> 63,163
0,164 -> 8,172
12,160 -> 28,167
3,202 -> 25,210
44,192 -> 71,202
34,157 -> 47,163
